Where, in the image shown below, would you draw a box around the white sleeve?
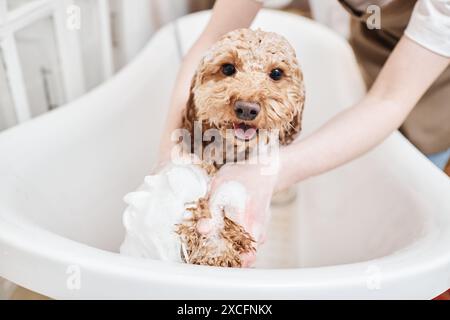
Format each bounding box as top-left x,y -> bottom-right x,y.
404,0 -> 450,57
252,0 -> 293,8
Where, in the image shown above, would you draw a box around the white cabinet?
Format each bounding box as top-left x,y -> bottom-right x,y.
15,16 -> 65,117
0,0 -> 190,132
76,0 -> 113,89
0,0 -> 113,130
0,49 -> 17,131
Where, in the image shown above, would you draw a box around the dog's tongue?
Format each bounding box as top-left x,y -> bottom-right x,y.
234,123 -> 257,141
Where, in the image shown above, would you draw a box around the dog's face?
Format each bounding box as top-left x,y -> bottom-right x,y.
184,29 -> 305,146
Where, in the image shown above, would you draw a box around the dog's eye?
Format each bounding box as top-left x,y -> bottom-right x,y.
221,63 -> 236,76
269,68 -> 283,81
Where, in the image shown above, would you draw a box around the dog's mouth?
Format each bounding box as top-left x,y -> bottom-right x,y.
233,122 -> 258,141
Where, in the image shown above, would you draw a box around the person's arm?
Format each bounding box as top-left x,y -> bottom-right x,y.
157,0 -> 262,162
277,36 -> 450,190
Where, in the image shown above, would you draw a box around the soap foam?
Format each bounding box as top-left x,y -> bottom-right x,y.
120,164 -> 209,262
120,164 -> 249,263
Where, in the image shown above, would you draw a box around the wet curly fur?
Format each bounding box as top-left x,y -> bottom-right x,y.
176,29 -> 305,267
176,198 -> 255,267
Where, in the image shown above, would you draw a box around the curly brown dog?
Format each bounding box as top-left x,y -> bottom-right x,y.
176,29 -> 305,267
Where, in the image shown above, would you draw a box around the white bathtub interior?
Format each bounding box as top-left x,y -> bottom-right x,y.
0,10 -> 449,299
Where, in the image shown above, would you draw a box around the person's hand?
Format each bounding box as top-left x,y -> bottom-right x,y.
198,160 -> 281,267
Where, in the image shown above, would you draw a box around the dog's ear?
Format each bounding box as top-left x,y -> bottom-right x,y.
280,112 -> 301,145
280,67 -> 305,145
280,91 -> 305,145
181,73 -> 198,134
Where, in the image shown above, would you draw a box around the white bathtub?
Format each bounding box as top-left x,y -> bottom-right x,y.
0,10 -> 449,299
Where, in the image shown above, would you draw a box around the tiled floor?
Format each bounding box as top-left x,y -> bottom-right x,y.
11,286 -> 450,300
434,290 -> 450,300
10,286 -> 48,300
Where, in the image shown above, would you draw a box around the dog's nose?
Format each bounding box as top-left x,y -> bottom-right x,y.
234,101 -> 260,121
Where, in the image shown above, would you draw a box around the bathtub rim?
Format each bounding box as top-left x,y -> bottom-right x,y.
1,197 -> 449,299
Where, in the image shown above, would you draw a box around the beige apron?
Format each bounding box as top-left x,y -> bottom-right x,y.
339,0 -> 450,154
